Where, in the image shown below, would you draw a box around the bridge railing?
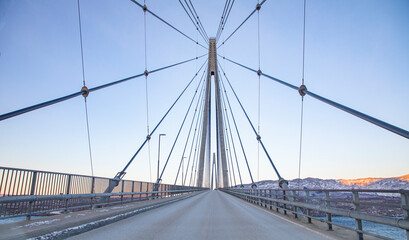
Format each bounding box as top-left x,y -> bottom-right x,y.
222,188 -> 409,240
0,166 -> 203,220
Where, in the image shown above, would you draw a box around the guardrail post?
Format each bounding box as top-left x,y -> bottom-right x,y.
146,182 -> 149,199
257,189 -> 260,206
283,190 -> 287,215
131,181 -> 135,201
353,191 -> 363,240
306,191 -> 311,223
65,174 -> 71,212
400,191 -> 409,240
120,181 -> 124,204
269,190 -> 272,210
293,190 -> 298,218
26,171 -> 37,220
325,191 -> 332,231
275,190 -> 279,212
138,182 -> 142,200
264,190 -> 267,208
91,177 -> 95,208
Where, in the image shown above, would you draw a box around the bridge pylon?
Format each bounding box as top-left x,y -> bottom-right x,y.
196,38 -> 229,188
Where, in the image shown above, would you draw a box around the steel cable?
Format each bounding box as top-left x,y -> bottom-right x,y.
218,63 -> 283,181
130,0 -> 207,49
217,0 -> 266,49
217,69 -> 256,187
115,60 -> 208,180
173,69 -> 207,185
77,0 -> 94,177
220,55 -> 409,139
0,55 -> 205,122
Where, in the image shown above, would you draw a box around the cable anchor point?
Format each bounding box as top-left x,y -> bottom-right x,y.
146,134 -> 151,140
256,3 -> 261,11
81,86 -> 89,98
257,69 -> 262,76
144,70 -> 149,77
143,4 -> 147,12
298,84 -> 307,97
279,178 -> 289,189
256,134 -> 261,141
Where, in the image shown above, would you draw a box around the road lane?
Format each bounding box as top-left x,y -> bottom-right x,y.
70,190 -> 333,240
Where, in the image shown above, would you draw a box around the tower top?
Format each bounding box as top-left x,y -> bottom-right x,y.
208,38 -> 217,75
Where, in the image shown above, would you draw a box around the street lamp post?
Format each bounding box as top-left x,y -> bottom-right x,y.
157,134 -> 166,182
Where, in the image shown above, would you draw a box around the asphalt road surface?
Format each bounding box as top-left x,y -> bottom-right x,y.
69,190 -> 333,240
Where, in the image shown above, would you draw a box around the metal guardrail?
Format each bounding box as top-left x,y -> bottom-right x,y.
222,188 -> 409,240
0,166 -> 204,220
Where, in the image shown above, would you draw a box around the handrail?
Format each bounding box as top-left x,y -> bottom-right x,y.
222,188 -> 409,240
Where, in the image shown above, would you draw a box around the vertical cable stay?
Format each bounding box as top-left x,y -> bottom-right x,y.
256,0 -> 261,183
77,0 -> 94,177
143,5 -> 152,182
298,0 -> 307,188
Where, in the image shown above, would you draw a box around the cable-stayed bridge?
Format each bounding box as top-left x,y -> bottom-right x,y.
0,1 -> 408,239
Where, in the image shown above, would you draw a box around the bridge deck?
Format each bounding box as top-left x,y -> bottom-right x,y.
70,190 -> 337,240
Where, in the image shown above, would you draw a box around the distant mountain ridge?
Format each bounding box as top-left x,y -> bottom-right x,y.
245,174 -> 409,190
338,174 -> 409,186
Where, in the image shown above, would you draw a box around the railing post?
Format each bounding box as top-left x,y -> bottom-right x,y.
400,191 -> 409,240
131,181 -> 135,201
293,190 -> 298,218
283,190 -> 287,215
306,191 -> 312,223
139,182 -> 142,200
257,189 -> 260,206
65,174 -> 71,212
120,180 -> 124,204
353,191 -> 363,240
264,190 -> 267,208
91,177 -> 95,208
146,182 -> 149,199
26,171 -> 37,220
275,190 -> 279,212
325,191 -> 333,231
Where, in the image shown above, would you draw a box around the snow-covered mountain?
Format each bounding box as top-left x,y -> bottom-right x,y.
241,174 -> 409,190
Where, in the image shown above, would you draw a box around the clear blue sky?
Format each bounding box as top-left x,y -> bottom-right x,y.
0,0 -> 408,185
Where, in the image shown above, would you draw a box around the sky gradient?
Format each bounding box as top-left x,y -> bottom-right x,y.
0,0 -> 408,185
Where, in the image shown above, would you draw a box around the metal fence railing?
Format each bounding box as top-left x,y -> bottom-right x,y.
222,188 -> 409,240
0,166 -> 204,220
